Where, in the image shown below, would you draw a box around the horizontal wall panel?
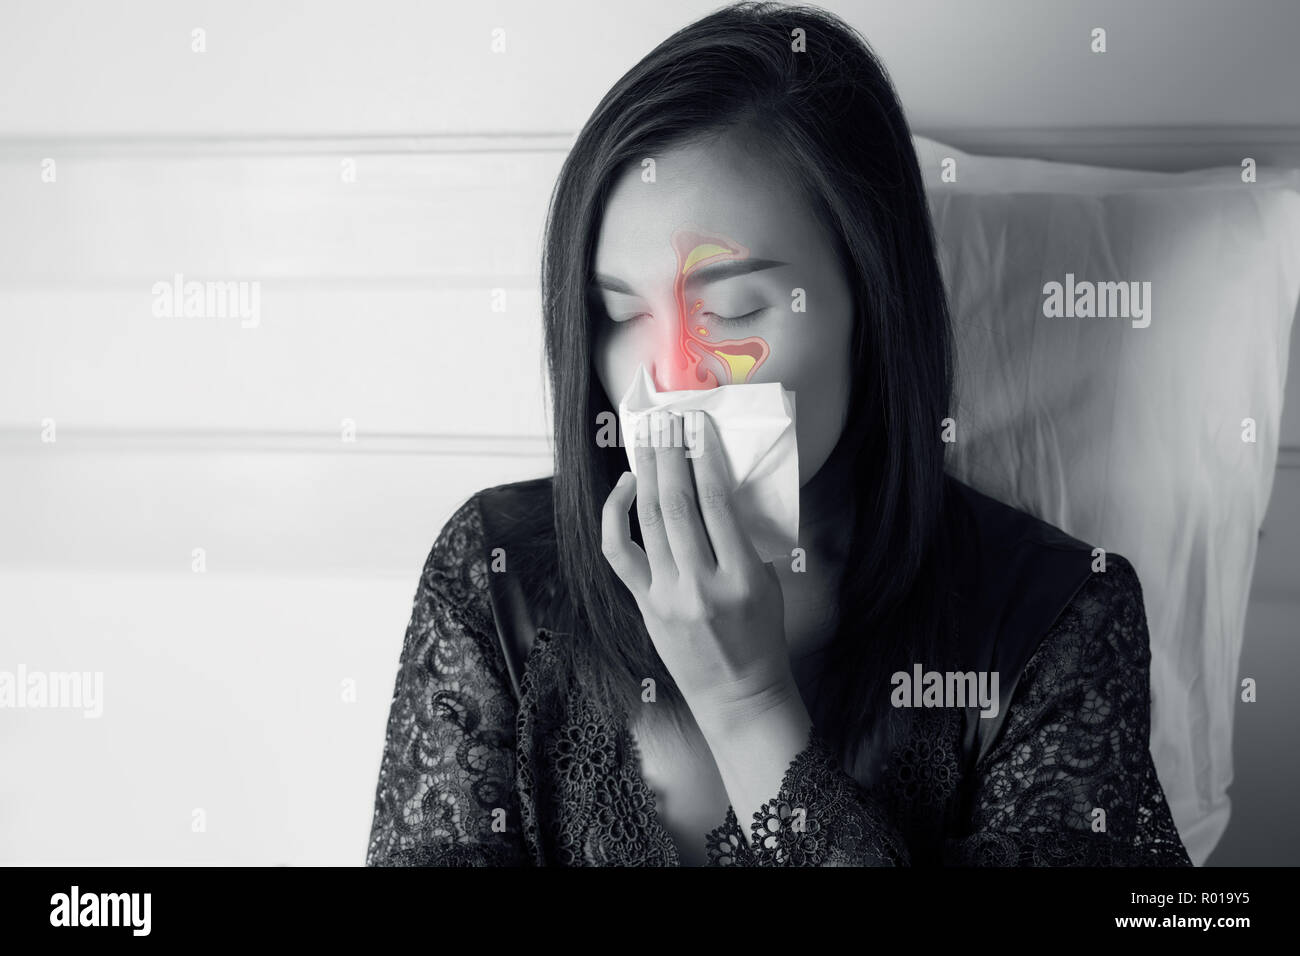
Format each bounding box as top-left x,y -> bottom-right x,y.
0,447 -> 553,575
1,287 -> 550,433
0,150 -> 562,282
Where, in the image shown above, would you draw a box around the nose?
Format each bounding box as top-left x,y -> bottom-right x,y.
647,314 -> 713,392
649,357 -> 689,393
650,348 -> 701,392
645,311 -> 686,391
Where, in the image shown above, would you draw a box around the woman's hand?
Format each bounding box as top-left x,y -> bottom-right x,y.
600,410 -> 799,736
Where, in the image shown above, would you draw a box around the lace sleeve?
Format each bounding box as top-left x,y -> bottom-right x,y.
944,554 -> 1193,866
704,727 -> 911,867
365,496 -> 528,866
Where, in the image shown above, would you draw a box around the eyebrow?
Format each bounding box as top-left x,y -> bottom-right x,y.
591,257 -> 789,295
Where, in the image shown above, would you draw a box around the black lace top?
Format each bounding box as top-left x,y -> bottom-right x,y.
365,494 -> 1193,867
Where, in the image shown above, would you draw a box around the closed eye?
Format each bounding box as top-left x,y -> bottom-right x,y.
705,308 -> 767,325
607,307 -> 769,325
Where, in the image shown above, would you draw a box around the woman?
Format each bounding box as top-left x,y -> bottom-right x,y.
365,1 -> 1192,867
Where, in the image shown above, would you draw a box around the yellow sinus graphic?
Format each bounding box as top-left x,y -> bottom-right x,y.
655,226 -> 772,389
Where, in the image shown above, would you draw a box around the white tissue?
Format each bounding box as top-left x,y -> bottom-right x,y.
616,363 -> 799,563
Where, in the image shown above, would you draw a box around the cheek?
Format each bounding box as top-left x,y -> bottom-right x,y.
592,325 -> 636,408
793,372 -> 849,485
758,325 -> 852,485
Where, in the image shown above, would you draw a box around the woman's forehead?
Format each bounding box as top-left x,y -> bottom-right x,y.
595,145 -> 812,281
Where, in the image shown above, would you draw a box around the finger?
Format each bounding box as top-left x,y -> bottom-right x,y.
684,411 -> 757,569
601,471 -> 651,596
631,413 -> 675,579
653,410 -> 716,572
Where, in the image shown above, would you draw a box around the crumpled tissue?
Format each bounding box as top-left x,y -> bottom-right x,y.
616,363 -> 799,563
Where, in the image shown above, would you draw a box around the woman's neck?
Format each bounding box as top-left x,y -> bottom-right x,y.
773,440 -> 858,688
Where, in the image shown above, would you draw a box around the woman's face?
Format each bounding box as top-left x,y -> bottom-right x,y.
590,135 -> 856,487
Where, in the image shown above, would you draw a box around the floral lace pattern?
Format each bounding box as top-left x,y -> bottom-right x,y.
939,553 -> 1192,866
703,727 -> 911,866
366,495 -> 1193,867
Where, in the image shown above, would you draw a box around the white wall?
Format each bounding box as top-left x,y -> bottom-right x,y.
3,0 -> 1300,135
2,0 -> 1298,864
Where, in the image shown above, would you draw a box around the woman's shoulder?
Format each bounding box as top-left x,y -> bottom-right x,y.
414,476 -> 557,615
419,478 -> 563,697
425,476 -> 556,564
468,476 -> 559,581
942,474 -> 1146,624
1027,548 -> 1150,691
944,475 -> 1097,560
943,474 -> 1101,652
942,475 -> 1150,761
983,555 -> 1154,769
472,475 -> 556,532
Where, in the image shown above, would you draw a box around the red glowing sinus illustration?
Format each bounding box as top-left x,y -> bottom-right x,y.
657,226 -> 772,389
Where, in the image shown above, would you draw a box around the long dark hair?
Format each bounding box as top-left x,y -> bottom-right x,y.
536,0 -> 959,758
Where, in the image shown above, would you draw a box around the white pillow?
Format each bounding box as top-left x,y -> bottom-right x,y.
916,135 -> 1300,865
